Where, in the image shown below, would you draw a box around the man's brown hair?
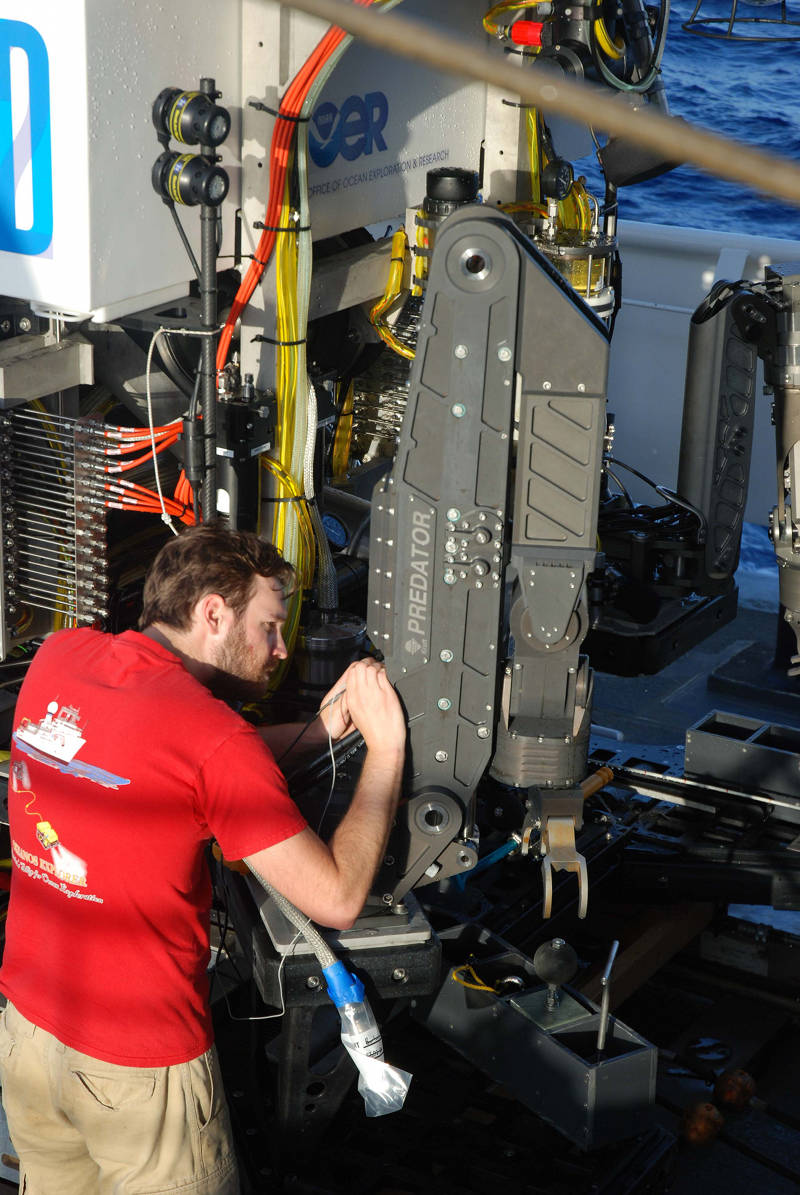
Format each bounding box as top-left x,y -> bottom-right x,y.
139,524 -> 294,631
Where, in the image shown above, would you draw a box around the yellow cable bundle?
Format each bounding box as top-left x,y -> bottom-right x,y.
369,229 -> 415,360
594,0 -> 624,59
331,380 -> 355,480
273,185 -> 301,554
259,457 -> 315,683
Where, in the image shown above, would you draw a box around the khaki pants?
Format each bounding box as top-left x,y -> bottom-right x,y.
0,1002 -> 240,1194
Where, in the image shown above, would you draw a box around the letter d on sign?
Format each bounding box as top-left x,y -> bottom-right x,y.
0,20 -> 53,255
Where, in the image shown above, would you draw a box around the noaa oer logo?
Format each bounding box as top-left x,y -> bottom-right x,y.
309,91 -> 389,168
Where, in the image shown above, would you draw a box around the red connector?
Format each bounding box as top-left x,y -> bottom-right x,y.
509,20 -> 544,45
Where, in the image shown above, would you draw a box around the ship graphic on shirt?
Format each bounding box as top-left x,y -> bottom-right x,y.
16,701 -> 85,762
14,700 -> 130,790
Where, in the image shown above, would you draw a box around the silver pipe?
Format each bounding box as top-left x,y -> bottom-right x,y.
596,939 -> 619,1053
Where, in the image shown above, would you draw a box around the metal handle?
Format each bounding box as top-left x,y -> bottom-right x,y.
596,939 -> 620,1053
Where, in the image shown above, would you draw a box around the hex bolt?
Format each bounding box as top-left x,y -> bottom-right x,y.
392,968 -> 409,983
435,750 -> 448,762
543,380 -> 552,391
437,697 -> 452,711
451,403 -> 466,418
477,726 -> 490,738
454,343 -> 468,358
18,317 -> 32,333
440,648 -> 454,663
497,346 -> 512,362
446,507 -> 461,521
444,571 -> 457,585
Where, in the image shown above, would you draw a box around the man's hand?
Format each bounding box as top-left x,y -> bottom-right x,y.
318,658 -> 405,749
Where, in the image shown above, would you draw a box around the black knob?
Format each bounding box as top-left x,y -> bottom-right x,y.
533,938 -> 578,986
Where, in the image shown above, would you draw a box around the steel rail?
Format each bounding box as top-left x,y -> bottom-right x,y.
274,0 -> 800,208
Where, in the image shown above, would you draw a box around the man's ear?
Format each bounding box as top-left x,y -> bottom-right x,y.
195,592 -> 233,640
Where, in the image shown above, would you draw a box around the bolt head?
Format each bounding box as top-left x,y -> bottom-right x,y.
454,343 -> 468,359
497,345 -> 512,362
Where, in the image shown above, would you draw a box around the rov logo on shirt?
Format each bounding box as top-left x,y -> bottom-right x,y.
309,91 -> 389,168
0,19 -> 53,256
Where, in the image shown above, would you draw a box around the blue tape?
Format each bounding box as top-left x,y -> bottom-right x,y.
323,960 -> 365,1008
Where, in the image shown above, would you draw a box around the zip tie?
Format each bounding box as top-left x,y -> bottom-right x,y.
247,100 -> 310,123
252,334 -> 307,347
253,221 -> 311,233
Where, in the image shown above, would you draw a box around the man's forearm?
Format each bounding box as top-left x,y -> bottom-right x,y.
243,744 -> 404,930
327,746 -> 403,913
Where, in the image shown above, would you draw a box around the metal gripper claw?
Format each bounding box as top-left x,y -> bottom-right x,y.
540,816 -> 589,920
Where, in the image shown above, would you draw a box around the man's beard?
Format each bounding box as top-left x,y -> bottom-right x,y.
210,619 -> 274,702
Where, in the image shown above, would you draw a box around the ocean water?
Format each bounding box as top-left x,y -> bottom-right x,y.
578,0 -> 800,240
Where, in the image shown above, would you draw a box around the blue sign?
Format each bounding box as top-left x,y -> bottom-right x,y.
0,19 -> 53,255
309,91 -> 389,169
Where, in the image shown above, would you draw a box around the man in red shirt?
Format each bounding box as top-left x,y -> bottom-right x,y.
0,524 -> 406,1195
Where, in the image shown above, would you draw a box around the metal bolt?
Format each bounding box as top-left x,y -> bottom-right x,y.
446,507 -> 461,521
497,345 -> 512,362
478,726 -> 490,739
444,570 -> 457,585
384,855 -> 395,867
454,344 -> 468,359
437,697 -> 452,711
18,316 -> 32,333
577,382 -> 586,392
435,750 -> 448,762
392,968 -> 408,983
451,403 -> 466,418
306,975 -> 321,990
542,381 -> 552,391
440,648 -> 454,662
382,893 -> 394,905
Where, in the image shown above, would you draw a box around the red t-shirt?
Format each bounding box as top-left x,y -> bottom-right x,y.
0,628 -> 306,1066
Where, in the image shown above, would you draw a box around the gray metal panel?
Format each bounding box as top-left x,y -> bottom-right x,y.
368,209 -> 522,902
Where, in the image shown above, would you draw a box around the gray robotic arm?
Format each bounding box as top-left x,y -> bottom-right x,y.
367,205 -> 610,916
